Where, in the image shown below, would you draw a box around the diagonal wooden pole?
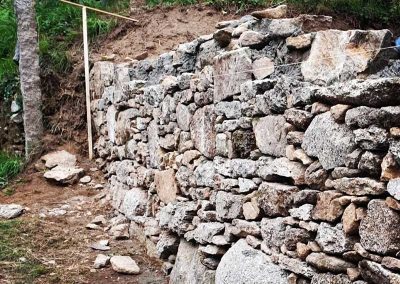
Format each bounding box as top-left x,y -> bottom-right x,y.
82,6 -> 93,160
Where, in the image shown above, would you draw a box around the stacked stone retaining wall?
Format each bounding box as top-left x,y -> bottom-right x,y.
90,12 -> 400,284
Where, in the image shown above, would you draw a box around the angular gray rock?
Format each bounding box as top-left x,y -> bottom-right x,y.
302,112 -> 356,170
359,260 -> 400,284
0,204 -> 24,219
215,239 -> 289,284
44,166 -> 84,185
190,105 -> 216,158
316,223 -> 356,254
330,178 -> 386,196
359,200 -> 400,255
214,48 -> 252,101
387,178 -> 400,201
184,222 -> 225,244
110,256 -> 140,274
41,150 -> 77,168
302,29 -> 392,85
253,115 -> 288,157
310,273 -> 352,284
170,240 -> 213,284
216,191 -> 243,220
258,182 -> 299,217
306,253 -> 356,273
354,126 -> 389,150
258,157 -> 306,185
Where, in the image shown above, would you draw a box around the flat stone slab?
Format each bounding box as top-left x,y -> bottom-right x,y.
0,204 -> 24,219
44,166 -> 84,185
41,150 -> 77,169
110,256 -> 140,274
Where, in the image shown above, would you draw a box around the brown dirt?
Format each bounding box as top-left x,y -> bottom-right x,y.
0,148 -> 167,284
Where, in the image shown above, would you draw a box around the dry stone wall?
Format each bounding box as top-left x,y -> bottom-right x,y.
91,11 -> 400,284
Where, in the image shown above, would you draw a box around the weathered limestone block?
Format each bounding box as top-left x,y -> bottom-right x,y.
302,112 -> 356,170
251,5 -> 288,19
215,101 -> 242,119
214,48 -> 252,102
302,30 -> 392,84
258,182 -> 299,217
284,109 -> 314,130
359,200 -> 400,255
190,105 -> 216,158
154,169 -> 178,204
387,178 -> 400,201
286,33 -> 313,50
156,231 -> 179,259
345,106 -> 400,128
238,31 -> 268,49
215,239 -> 289,284
148,120 -> 164,169
106,105 -> 117,143
253,115 -> 288,157
90,61 -> 115,99
194,160 -> 215,187
252,57 -> 275,80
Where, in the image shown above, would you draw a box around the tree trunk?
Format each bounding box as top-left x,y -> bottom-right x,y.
14,0 -> 43,160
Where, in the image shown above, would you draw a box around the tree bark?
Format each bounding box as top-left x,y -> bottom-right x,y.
14,0 -> 43,160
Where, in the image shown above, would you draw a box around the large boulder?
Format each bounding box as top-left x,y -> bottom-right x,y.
301,29 -> 393,85
170,240 -> 214,284
215,239 -> 289,284
302,112 -> 356,170
41,150 -> 77,168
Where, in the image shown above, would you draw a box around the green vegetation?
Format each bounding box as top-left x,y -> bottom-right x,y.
0,0 -> 130,102
0,220 -> 48,283
0,151 -> 22,188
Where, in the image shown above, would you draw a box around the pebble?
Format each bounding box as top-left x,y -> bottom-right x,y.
110,256 -> 140,274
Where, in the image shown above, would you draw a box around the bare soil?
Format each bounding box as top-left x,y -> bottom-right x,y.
0,149 -> 166,284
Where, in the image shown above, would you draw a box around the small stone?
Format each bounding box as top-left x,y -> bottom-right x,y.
347,267 -> 361,281
316,223 -> 356,254
44,166 -> 84,185
243,200 -> 261,220
286,33 -> 313,50
154,169 -> 178,204
359,260 -> 400,283
354,126 -> 388,150
251,5 -> 287,19
359,200 -> 400,254
330,104 -> 351,123
330,177 -> 386,196
91,215 -> 107,225
381,153 -> 400,181
86,223 -> 101,230
311,102 -> 330,115
357,151 -> 382,176
381,256 -> 400,272
387,178 -> 400,201
386,197 -> 400,211
253,115 -> 288,157
109,223 -> 130,240
90,243 -> 111,251
306,253 -> 356,273
79,176 -> 91,184
312,191 -> 344,222
289,204 -> 314,221
297,243 -> 312,260
252,57 -> 274,80
110,256 -> 140,274
0,204 -> 24,219
258,182 -> 299,217
94,254 -> 110,269
310,273 -> 352,284
239,31 -> 268,49
342,203 -> 362,235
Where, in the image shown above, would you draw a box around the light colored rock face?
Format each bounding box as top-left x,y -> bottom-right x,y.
43,166 -> 84,185
0,204 -> 24,219
170,240 -> 211,284
154,169 -> 178,204
252,57 -> 275,80
214,48 -> 252,101
176,103 -> 192,131
119,188 -> 147,219
387,178 -> 400,201
316,223 -> 356,254
301,29 -> 392,84
302,112 -> 356,170
251,5 -> 287,19
41,150 -> 77,168
359,200 -> 400,255
190,105 -> 216,158
110,256 -> 140,274
258,182 -> 298,217
310,273 -> 352,284
106,105 -> 117,143
330,177 -> 386,196
359,260 -> 400,284
253,116 -> 287,157
215,239 -> 289,284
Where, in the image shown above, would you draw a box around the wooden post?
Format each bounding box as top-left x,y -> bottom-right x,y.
82,7 -> 93,160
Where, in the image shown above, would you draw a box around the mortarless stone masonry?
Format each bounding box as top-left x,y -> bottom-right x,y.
90,8 -> 400,284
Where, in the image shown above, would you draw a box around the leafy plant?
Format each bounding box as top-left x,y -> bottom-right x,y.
0,151 -> 22,188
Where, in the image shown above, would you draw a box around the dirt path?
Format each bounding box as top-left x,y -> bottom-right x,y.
0,152 -> 167,284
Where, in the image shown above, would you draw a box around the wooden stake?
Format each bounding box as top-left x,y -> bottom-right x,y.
82,7 -> 93,160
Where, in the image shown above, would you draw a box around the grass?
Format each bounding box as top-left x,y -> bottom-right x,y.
0,220 -> 49,283
0,151 -> 22,188
0,0 -> 130,104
